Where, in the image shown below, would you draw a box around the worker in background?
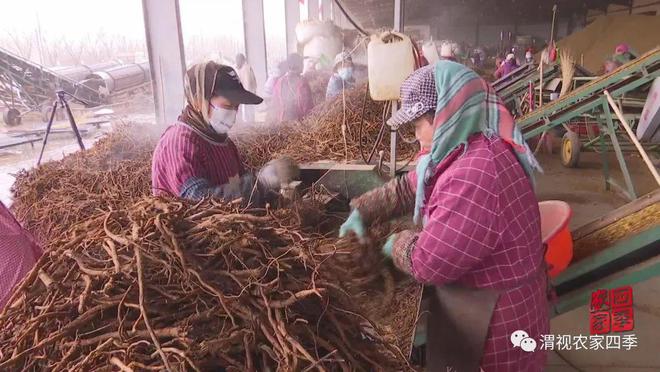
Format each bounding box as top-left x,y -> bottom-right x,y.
494,55 -> 504,70
613,43 -> 636,64
151,61 -> 299,203
0,201 -> 42,309
326,51 -> 355,99
235,53 -> 257,123
263,60 -> 288,123
494,53 -> 519,79
270,53 -> 314,122
439,44 -> 457,62
605,43 -> 637,73
302,57 -> 315,76
264,60 -> 287,100
339,61 -> 547,371
525,48 -> 534,64
470,47 -> 483,68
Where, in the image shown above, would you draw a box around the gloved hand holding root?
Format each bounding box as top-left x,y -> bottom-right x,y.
336,61 -> 548,372
339,176 -> 417,263
181,157 -> 300,207
257,157 -> 300,192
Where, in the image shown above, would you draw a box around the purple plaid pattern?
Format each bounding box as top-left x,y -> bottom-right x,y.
0,202 -> 42,309
152,123 -> 245,197
388,65 -> 438,127
410,134 -> 548,371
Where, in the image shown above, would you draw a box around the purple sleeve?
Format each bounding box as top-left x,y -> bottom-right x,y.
0,202 -> 41,309
227,139 -> 246,176
152,127 -> 208,196
411,162 -> 501,286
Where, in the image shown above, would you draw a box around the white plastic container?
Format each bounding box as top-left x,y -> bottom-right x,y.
303,35 -> 343,68
296,21 -> 338,45
422,41 -> 440,65
368,32 -> 415,101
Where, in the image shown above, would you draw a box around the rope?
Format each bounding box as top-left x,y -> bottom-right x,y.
332,0 -> 369,36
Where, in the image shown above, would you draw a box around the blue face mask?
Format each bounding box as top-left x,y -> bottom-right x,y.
338,67 -> 353,81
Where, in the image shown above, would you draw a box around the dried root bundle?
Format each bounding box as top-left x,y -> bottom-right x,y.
236,83 -> 419,170
10,124 -> 157,244
0,197 -> 416,371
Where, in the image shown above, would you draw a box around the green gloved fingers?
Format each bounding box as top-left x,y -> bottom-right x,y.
339,210 -> 366,242
382,233 -> 397,258
388,229 -> 418,274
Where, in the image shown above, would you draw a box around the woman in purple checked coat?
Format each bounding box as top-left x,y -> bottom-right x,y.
339,61 -> 548,371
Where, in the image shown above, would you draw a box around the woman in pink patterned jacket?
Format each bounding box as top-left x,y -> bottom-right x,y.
340,61 -> 548,371
0,201 -> 42,309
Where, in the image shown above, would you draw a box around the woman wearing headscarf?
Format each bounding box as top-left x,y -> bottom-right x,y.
152,61 -> 298,203
604,43 -> 637,73
270,53 -> 314,122
494,53 -> 519,79
339,61 -> 547,371
326,51 -> 355,99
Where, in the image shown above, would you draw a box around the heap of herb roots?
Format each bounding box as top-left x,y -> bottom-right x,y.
0,197 -> 416,371
235,83 -> 419,170
10,125 -> 157,244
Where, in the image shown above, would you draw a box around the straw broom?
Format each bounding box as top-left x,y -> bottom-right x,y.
559,49 -> 576,97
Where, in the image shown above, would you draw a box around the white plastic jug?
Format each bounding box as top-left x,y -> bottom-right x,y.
422,41 -> 440,65
368,32 -> 415,101
303,35 -> 343,67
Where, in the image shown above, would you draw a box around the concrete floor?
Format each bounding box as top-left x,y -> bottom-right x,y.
533,147 -> 659,372
0,123 -> 111,206
0,107 -> 155,206
534,150 -> 657,229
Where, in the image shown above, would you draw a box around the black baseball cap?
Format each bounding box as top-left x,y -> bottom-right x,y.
186,62 -> 263,105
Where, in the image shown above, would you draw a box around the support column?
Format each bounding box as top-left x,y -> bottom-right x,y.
390,0 -> 404,177
308,0 -> 320,21
332,1 -> 353,30
513,20 -> 518,37
242,0 -> 268,91
285,0 -> 300,54
321,0 -> 332,21
141,0 -> 186,128
329,0 -> 335,21
601,99 -> 637,200
475,17 -> 480,45
394,0 -> 405,32
334,3 -> 346,28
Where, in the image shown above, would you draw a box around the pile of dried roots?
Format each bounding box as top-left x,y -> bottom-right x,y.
304,70 -> 332,107
236,83 -> 419,170
10,124 -> 158,244
0,197 -> 416,371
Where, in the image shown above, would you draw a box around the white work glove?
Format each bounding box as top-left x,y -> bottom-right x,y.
257,157 -> 300,192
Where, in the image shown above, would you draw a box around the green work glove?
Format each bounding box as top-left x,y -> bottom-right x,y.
338,210 -> 366,242
382,234 -> 397,258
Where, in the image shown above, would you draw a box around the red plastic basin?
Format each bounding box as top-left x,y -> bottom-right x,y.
539,201 -> 573,278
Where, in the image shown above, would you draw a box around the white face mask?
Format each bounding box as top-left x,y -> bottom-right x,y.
209,106 -> 237,134
338,67 -> 353,81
